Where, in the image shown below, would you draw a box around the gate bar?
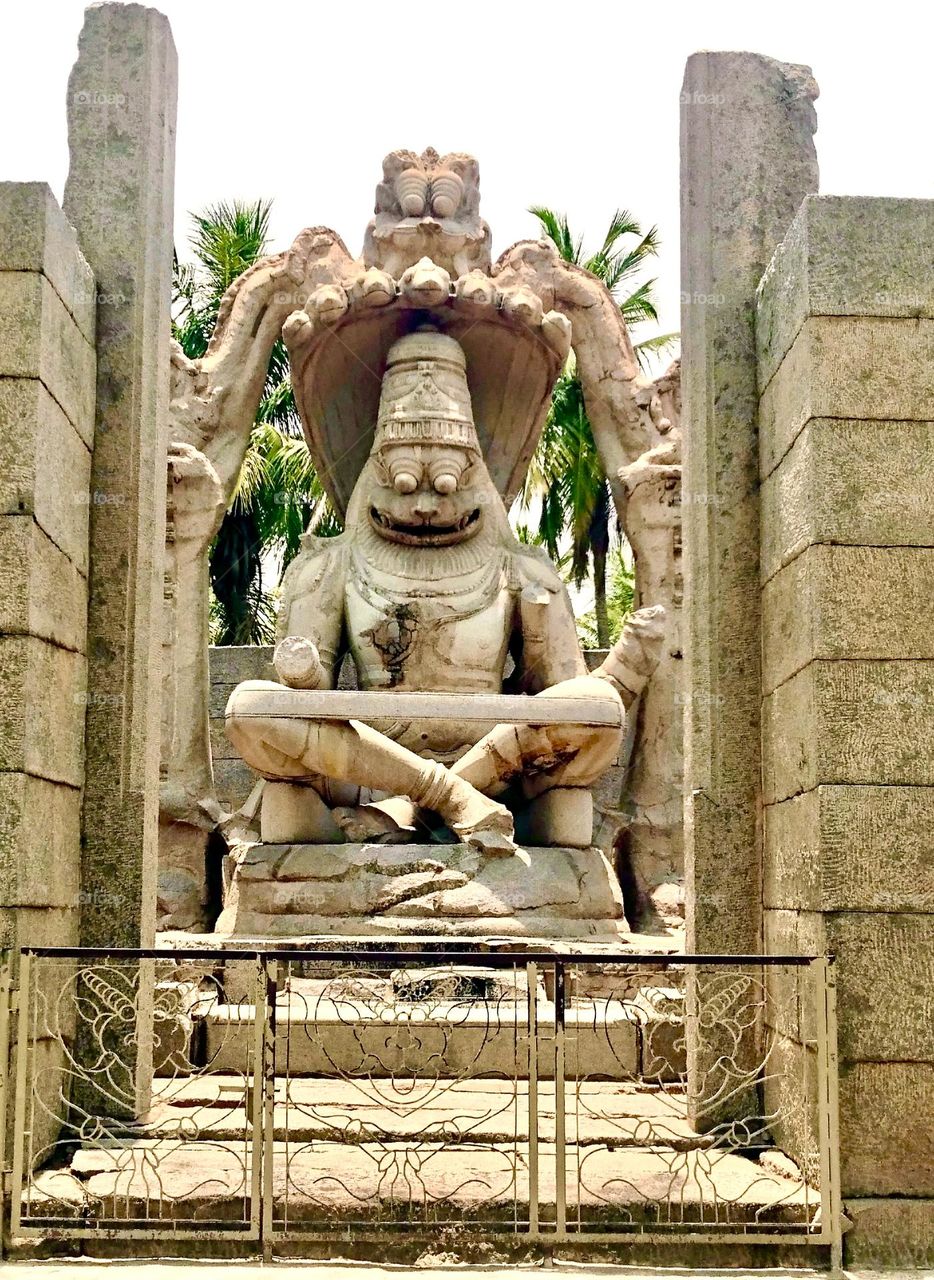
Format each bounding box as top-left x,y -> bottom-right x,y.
19,945 -> 817,965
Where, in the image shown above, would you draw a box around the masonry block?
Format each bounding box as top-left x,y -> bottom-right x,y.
765,909 -> 934,1062
839,1062 -> 934,1196
760,418 -> 934,582
762,545 -> 934,693
759,316 -> 934,477
0,516 -> 87,652
763,659 -> 934,803
0,378 -> 91,572
0,181 -> 95,343
765,785 -> 934,913
845,1198 -> 934,1268
0,635 -> 86,786
0,271 -> 95,442
757,195 -> 934,388
0,773 -> 81,908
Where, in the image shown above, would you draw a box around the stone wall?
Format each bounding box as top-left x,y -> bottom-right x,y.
0,181 -> 96,1157
210,645 -> 275,812
756,194 -> 934,1267
0,182 -> 95,955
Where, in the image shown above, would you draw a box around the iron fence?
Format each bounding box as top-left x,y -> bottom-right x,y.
0,945 -> 841,1263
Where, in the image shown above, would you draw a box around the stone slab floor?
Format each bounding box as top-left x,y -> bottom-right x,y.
0,1263 -> 909,1278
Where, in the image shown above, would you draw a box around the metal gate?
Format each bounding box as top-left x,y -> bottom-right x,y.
1,946 -> 842,1264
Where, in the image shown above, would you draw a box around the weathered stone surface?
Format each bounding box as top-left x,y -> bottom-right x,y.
219,841 -> 623,938
0,517 -> 87,653
210,644 -> 275,687
617,435 -> 684,924
0,773 -> 81,907
0,379 -> 91,573
764,909 -> 934,1062
839,1062 -> 934,1196
845,1197 -> 934,1268
764,785 -> 934,913
757,195 -> 934,389
0,272 -> 95,442
0,636 -> 85,786
760,418 -> 934,582
525,787 -> 594,848
260,782 -> 343,844
0,181 -> 95,343
0,904 -> 78,954
64,2 -> 177,951
762,546 -> 934,694
680,50 -> 818,968
763,660 -> 934,804
760,316 -> 934,478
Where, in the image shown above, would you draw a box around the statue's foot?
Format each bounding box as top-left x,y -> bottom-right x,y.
447,788 -> 516,858
332,798 -> 417,845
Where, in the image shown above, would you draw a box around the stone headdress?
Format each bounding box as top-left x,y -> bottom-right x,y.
374,330 -> 481,455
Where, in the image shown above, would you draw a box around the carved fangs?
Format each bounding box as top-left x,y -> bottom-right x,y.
369,506 -> 482,546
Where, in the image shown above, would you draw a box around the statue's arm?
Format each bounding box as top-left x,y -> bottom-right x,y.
275,537 -> 349,689
172,227 -> 356,502
492,240 -> 670,517
511,552 -> 587,693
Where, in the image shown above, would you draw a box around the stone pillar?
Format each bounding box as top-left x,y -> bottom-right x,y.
63,4 -> 177,952
757,195 -> 934,1268
679,51 -> 818,1125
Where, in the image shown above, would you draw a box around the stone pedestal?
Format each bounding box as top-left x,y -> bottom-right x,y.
217,841 -> 626,939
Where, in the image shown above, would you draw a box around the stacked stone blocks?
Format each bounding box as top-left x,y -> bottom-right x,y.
0,182 -> 95,954
757,195 -> 934,1262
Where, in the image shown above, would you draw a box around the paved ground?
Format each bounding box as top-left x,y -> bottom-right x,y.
0,1264 -> 914,1278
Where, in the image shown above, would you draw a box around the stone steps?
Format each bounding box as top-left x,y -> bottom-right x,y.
142,1076 -> 707,1149
30,1137 -> 811,1227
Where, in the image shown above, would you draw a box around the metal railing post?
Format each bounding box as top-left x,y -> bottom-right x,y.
262,956 -> 278,1262
815,956 -> 843,1275
0,952 -> 14,1259
554,959 -> 566,1239
526,961 -> 539,1236
9,951 -> 31,1242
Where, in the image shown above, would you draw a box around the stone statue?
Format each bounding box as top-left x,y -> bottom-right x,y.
163,146 -> 682,934
225,327 -> 666,863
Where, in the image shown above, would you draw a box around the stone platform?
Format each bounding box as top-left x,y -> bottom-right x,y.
217,841 -> 626,938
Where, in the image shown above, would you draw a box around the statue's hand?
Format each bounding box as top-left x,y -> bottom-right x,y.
274,636 -> 325,690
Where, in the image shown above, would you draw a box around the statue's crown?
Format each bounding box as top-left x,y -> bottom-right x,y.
375,328 -> 480,453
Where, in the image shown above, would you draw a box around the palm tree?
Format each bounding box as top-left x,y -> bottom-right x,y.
519,209 -> 676,647
173,200 -> 337,644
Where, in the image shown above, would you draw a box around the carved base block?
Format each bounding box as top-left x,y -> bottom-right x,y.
216,841 -> 627,939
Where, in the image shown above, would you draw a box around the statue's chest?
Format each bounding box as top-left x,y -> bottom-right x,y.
345,581 -> 513,691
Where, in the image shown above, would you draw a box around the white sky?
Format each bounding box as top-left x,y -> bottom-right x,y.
2,0 -> 932,361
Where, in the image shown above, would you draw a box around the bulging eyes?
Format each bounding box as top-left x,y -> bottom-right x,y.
429,172 -> 464,219
394,168 -> 465,219
394,169 -> 428,218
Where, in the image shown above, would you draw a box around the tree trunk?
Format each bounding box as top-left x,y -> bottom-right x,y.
593,546 -> 610,648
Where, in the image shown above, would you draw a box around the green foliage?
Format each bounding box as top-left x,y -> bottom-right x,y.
575,548 -> 636,648
520,205 -> 676,647
172,200 -> 339,645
